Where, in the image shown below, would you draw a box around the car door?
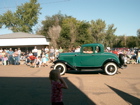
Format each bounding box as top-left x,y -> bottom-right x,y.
79,46 -> 95,66
80,46 -> 103,67
80,53 -> 95,66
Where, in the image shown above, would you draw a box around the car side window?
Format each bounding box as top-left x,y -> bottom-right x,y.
83,47 -> 93,54
95,46 -> 100,53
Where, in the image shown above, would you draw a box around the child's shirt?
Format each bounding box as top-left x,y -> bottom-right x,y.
3,57 -> 8,61
45,54 -> 49,61
51,80 -> 63,102
42,57 -> 46,63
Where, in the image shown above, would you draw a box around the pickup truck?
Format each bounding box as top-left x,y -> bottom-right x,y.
52,43 -> 125,75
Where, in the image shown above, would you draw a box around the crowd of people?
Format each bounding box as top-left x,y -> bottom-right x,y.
0,45 -> 140,67
107,48 -> 140,64
0,46 -> 65,68
0,48 -> 21,65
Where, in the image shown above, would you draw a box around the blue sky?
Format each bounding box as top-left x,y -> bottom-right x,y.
0,0 -> 140,36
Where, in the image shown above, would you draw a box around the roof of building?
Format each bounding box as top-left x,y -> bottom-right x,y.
0,38 -> 49,46
0,32 -> 45,39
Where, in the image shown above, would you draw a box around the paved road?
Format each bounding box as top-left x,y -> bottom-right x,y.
0,64 -> 140,105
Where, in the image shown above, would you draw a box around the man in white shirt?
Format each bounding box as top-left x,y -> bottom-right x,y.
75,46 -> 81,52
32,46 -> 38,57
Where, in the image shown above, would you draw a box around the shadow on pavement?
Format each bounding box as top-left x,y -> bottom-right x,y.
0,77 -> 96,105
106,84 -> 140,105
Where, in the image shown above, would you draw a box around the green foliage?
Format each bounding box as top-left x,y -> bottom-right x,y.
104,24 -> 117,47
37,12 -> 67,37
126,36 -> 137,48
113,36 -> 125,47
0,11 -> 15,28
76,21 -> 93,45
58,17 -> 79,48
37,12 -> 139,50
112,35 -> 140,48
0,0 -> 41,33
90,19 -> 106,43
37,12 -> 67,48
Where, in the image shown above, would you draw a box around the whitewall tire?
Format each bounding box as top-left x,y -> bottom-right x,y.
104,62 -> 118,75
54,63 -> 67,75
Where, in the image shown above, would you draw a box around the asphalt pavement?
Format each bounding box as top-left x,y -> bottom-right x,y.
0,64 -> 140,105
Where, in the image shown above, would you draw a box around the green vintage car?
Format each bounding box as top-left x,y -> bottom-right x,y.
53,43 -> 125,75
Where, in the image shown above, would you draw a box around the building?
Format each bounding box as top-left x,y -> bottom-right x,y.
0,32 -> 50,54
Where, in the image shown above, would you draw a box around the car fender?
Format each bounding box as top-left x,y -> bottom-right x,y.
54,60 -> 67,64
53,60 -> 77,70
102,59 -> 121,68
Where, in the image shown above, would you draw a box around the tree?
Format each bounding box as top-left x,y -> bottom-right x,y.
47,25 -> 61,48
0,11 -> 15,29
58,17 -> 79,49
90,19 -> 106,44
126,36 -> 137,48
0,0 -> 41,33
37,12 -> 66,36
76,21 -> 94,45
105,24 -> 117,47
37,13 -> 66,48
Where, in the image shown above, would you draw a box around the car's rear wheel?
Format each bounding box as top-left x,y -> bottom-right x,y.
54,63 -> 67,75
104,62 -> 118,75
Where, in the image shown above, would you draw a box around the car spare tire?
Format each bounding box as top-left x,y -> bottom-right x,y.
119,54 -> 125,66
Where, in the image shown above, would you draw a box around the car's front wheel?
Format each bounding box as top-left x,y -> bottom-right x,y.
53,63 -> 67,75
104,62 -> 118,75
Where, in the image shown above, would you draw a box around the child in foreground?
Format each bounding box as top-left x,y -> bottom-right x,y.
49,70 -> 68,105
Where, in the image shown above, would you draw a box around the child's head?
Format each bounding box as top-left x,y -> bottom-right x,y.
49,69 -> 60,81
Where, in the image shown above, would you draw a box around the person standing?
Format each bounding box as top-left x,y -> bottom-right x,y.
45,51 -> 50,66
49,70 -> 68,105
3,55 -> 8,65
45,46 -> 49,53
13,49 -> 19,65
41,55 -> 47,67
41,48 -> 45,57
50,46 -> 55,58
32,46 -> 38,57
1,50 -> 7,65
7,48 -> 14,65
58,47 -> 63,53
55,48 -> 59,58
18,48 -> 21,63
